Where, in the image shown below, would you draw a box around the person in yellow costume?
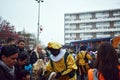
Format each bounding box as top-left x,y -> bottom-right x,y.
76,46 -> 93,80
45,41 -> 77,80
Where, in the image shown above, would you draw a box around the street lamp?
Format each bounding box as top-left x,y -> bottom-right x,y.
35,0 -> 44,44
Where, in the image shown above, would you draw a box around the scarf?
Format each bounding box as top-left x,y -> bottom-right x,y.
0,60 -> 15,76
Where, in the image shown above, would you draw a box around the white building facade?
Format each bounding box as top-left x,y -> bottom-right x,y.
64,8 -> 120,44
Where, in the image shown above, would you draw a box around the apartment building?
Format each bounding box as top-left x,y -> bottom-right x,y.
64,8 -> 120,44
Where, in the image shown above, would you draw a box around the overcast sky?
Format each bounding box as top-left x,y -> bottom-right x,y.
0,0 -> 120,46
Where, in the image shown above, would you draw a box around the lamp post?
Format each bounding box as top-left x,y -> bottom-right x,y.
35,0 -> 43,44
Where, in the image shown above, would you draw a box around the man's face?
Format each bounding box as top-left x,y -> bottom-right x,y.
49,48 -> 60,56
2,53 -> 18,68
18,42 -> 25,49
37,47 -> 43,53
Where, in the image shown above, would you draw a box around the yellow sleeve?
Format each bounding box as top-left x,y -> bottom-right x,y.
62,54 -> 77,76
45,60 -> 53,72
86,53 -> 93,60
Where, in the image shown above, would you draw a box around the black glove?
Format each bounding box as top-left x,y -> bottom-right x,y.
55,72 -> 61,78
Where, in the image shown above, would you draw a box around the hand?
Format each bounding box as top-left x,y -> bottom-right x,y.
55,72 -> 61,78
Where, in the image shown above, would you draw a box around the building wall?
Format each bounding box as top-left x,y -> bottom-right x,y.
64,8 -> 120,44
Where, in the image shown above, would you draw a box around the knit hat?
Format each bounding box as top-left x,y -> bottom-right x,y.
0,45 -> 18,57
47,41 -> 62,49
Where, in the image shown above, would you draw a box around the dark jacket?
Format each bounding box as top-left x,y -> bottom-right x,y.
0,64 -> 16,80
14,63 -> 25,79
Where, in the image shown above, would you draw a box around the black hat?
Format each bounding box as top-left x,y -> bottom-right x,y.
80,46 -> 87,51
0,45 -> 18,57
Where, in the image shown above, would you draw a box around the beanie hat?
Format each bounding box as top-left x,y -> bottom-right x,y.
47,41 -> 62,49
0,45 -> 18,57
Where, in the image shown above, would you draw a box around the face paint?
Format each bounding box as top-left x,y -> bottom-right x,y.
48,48 -> 60,56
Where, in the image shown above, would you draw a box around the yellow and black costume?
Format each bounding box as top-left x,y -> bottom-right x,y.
76,50 -> 92,80
45,41 -> 77,80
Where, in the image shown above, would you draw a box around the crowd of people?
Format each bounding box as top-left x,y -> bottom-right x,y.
0,37 -> 120,80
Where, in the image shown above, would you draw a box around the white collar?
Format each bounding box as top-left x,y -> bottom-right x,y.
50,49 -> 66,62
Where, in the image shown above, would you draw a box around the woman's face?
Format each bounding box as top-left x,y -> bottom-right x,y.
18,59 -> 27,67
2,53 -> 18,68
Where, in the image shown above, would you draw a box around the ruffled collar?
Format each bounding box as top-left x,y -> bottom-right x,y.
50,49 -> 66,62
